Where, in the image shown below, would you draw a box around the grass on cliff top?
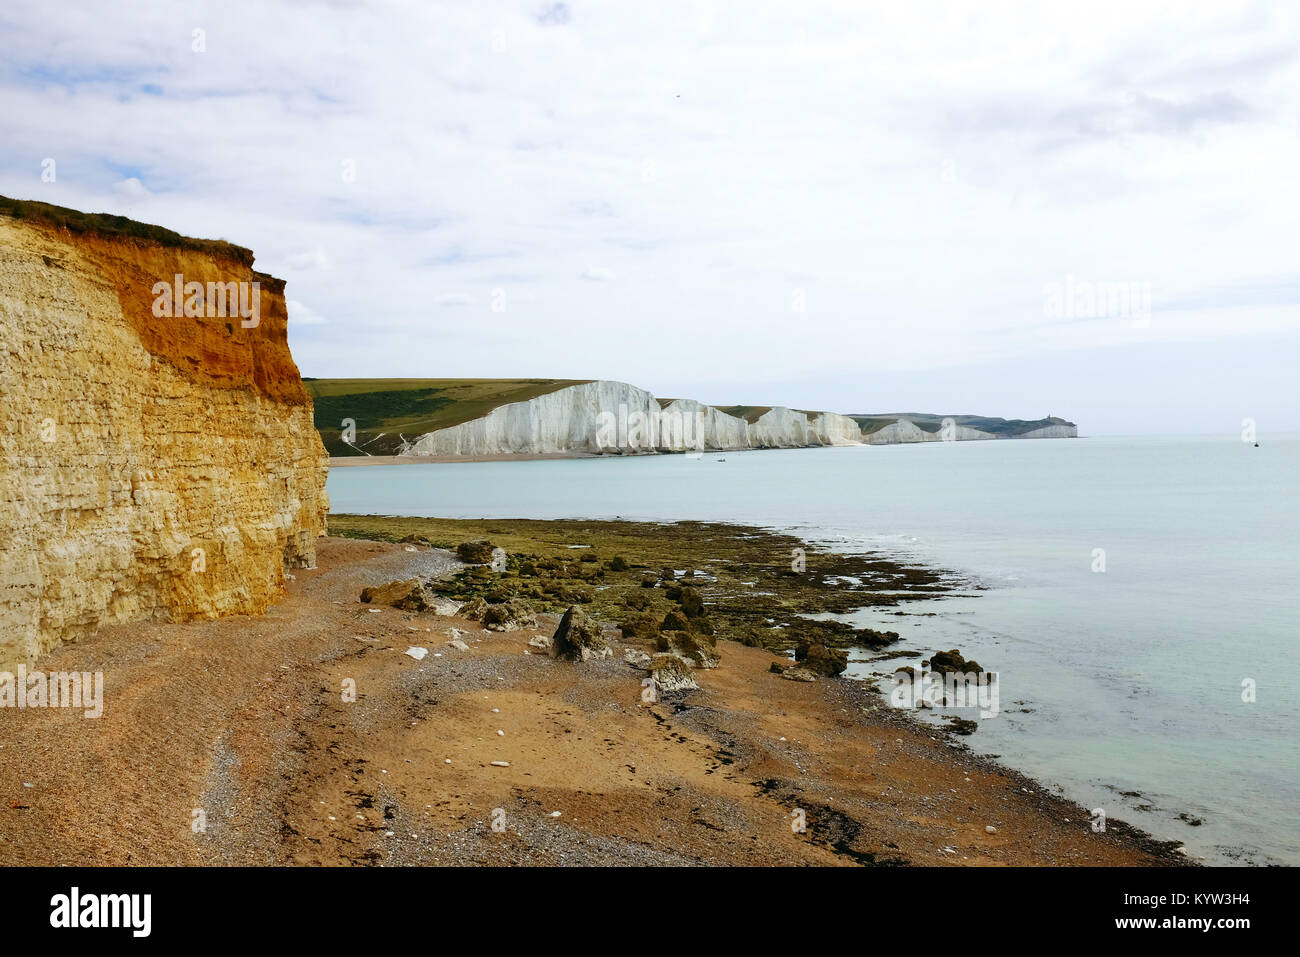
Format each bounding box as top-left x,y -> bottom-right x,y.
305,378 -> 593,456
714,405 -> 773,424
0,194 -> 253,262
329,513 -> 966,654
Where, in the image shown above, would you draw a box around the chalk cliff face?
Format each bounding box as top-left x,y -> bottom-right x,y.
1015,424 -> 1078,439
405,380 -> 664,455
656,398 -> 750,451
0,212 -> 328,669
402,380 -> 865,456
864,418 -> 1078,444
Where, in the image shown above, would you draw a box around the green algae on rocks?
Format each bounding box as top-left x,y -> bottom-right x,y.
329,515 -> 968,654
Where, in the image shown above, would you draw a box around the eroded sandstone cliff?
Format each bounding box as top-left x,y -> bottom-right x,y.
0,204 -> 328,668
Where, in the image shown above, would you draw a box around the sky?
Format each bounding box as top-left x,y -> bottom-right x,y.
1,0 -> 1297,434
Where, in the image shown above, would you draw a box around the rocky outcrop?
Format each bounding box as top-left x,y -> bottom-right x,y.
550,605 -> 612,661
360,578 -> 438,612
0,204 -> 328,669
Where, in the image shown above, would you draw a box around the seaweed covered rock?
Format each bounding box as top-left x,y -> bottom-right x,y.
482,599 -> 537,632
647,653 -> 698,693
656,630 -> 719,669
619,614 -> 660,642
456,540 -> 497,564
795,640 -> 848,677
360,578 -> 437,612
677,586 -> 706,619
660,609 -> 692,634
458,596 -> 489,620
781,667 -> 818,682
550,605 -> 611,661
608,556 -> 629,572
927,649 -> 983,676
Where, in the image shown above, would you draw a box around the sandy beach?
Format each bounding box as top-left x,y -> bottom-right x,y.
0,535 -> 1186,866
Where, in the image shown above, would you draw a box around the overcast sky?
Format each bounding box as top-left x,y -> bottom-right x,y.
2,1 -> 1297,434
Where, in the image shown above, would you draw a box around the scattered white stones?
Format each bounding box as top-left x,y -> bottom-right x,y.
550,811 -> 561,818
490,761 -> 510,768
444,758 -> 452,764
496,730 -> 504,736
490,708 -> 499,713
367,608 -> 382,614
404,646 -> 429,661
985,825 -> 997,834
446,638 -> 470,652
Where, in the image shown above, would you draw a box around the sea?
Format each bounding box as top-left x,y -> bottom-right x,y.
325,434 -> 1300,865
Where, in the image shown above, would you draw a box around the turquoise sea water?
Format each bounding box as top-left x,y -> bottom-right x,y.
326,435 -> 1300,865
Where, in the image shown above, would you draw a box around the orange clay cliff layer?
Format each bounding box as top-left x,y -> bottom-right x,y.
0,198 -> 328,669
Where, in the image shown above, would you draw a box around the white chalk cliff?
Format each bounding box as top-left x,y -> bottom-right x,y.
401,380 -> 864,456
398,381 -> 1076,458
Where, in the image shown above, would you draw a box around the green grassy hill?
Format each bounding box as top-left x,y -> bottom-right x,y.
305,378 -> 591,455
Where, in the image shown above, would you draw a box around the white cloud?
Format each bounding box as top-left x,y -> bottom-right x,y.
112,177 -> 150,200
286,299 -> 327,326
433,293 -> 475,307
1,0 -> 1297,429
284,247 -> 330,271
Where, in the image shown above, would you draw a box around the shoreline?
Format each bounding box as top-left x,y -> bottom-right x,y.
0,530 -> 1188,866
326,514 -> 1193,865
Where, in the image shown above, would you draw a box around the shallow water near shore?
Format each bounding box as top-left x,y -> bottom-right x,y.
326,434 -> 1300,865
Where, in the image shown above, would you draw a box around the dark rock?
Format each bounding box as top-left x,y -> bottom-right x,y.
360,578 -> 436,612
943,716 -> 978,735
795,640 -> 848,677
677,586 -> 706,619
660,609 -> 693,634
619,615 -> 659,642
550,606 -> 611,661
458,596 -> 489,620
656,630 -> 719,669
927,649 -> 983,676
781,667 -> 818,682
482,599 -> 536,632
456,540 -> 497,564
608,556 -> 629,572
647,653 -> 697,693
